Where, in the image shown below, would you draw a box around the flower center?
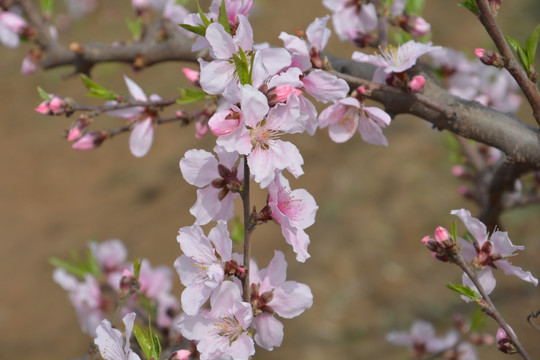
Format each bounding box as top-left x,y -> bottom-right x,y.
214,315 -> 243,345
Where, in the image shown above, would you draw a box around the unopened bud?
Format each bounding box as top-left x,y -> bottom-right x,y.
496,328 -> 517,354
169,350 -> 191,360
451,165 -> 468,178
182,67 -> 200,86
133,55 -> 145,71
398,15 -> 431,37
67,115 -> 90,141
194,121 -> 208,139
434,226 -> 451,244
475,48 -> 504,68
72,131 -> 107,150
407,75 -> 425,92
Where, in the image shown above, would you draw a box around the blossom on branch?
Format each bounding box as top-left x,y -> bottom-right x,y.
451,208 -> 538,297
94,312 -> 141,360
0,9 -> 27,48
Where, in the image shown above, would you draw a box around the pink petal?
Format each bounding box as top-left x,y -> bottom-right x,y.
129,118 -> 155,157
124,76 -> 147,101
253,314 -> 284,351
302,70 -> 349,103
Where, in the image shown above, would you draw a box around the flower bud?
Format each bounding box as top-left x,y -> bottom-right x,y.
475,48 -> 504,68
434,226 -> 451,244
407,75 -> 425,92
72,131 -> 107,150
67,115 -> 90,142
398,15 -> 431,37
35,101 -> 49,115
496,328 -> 517,354
182,67 -> 200,86
169,350 -> 191,360
208,109 -> 241,136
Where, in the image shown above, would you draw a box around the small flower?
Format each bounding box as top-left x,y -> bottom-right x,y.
0,10 -> 28,48
318,97 -> 391,146
94,312 -> 141,360
174,221 -> 233,315
178,281 -> 254,360
451,208 -> 538,298
386,320 -> 459,357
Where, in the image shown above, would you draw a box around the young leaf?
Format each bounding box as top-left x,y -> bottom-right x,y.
450,221 -> 458,243
180,23 -> 207,37
86,248 -> 102,277
134,258 -> 142,279
505,35 -> 524,54
405,0 -> 426,15
233,54 -> 250,85
79,74 -> 118,100
37,86 -> 50,101
177,88 -> 207,104
218,0 -> 231,34
49,257 -> 87,278
526,24 -> 540,70
195,0 -> 211,26
230,217 -> 244,244
133,324 -> 154,360
41,0 -> 55,14
446,283 -> 481,301
469,306 -> 488,332
150,325 -> 162,359
517,46 -> 530,72
126,17 -> 144,41
458,0 -> 479,16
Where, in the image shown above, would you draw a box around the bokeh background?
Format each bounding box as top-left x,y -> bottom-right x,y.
1,0 -> 539,359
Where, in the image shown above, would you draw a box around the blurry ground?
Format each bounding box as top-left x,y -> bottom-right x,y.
0,1 -> 539,359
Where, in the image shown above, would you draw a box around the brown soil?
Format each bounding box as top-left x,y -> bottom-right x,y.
0,1 -> 539,359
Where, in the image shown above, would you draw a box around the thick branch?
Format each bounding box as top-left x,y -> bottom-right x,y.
475,0 -> 540,126
326,53 -> 540,168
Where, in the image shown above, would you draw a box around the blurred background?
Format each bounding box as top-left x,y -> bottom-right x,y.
0,0 -> 539,359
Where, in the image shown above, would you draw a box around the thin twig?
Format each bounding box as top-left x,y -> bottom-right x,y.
241,157 -> 252,303
475,0 -> 540,126
454,254 -> 531,359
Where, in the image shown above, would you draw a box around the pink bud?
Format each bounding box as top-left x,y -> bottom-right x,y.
496,328 -> 508,342
122,268 -> 133,277
21,54 -> 38,75
408,75 -> 425,92
182,67 -> 200,85
410,17 -> 430,37
67,127 -> 83,142
35,101 -> 49,115
357,86 -> 366,94
72,132 -> 106,150
272,85 -> 302,103
67,116 -> 90,142
475,48 -> 485,58
421,235 -> 430,245
434,226 -> 451,243
451,165 -> 466,178
49,96 -> 65,114
172,350 -> 191,360
195,121 -> 208,139
208,109 -> 241,137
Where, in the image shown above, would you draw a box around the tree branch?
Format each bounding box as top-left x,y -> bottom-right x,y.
475,0 -> 540,126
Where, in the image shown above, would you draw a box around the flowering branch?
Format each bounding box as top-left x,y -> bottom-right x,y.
475,0 -> 540,126
241,156 -> 252,303
453,254 -> 531,359
327,54 -> 540,168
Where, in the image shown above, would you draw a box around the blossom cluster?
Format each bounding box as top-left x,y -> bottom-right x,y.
53,239 -> 180,337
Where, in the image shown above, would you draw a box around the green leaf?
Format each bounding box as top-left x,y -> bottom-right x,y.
526,25 -> 540,70
458,0 -> 479,16
49,257 -> 87,278
86,248 -> 102,277
517,46 -> 531,71
41,0 -> 55,14
134,258 -> 142,279
446,283 -> 481,301
505,35 -> 524,54
405,0 -> 426,15
233,47 -> 251,85
230,217 -> 244,244
218,0 -> 231,34
180,23 -> 207,37
450,221 -> 458,243
151,329 -> 161,359
177,88 -> 208,104
79,74 -> 118,100
133,324 -> 154,360
37,86 -> 50,101
126,17 -> 144,41
196,0 -> 211,26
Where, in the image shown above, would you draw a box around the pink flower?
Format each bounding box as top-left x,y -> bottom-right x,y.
268,173 -> 318,262
408,75 -> 425,92
0,10 -> 27,48
178,281 -> 254,360
322,0 -> 377,42
94,312 -> 141,360
171,350 -> 191,360
174,221 -> 233,315
89,239 -> 127,272
386,320 -> 459,356
182,67 -> 200,85
451,208 -> 538,298
72,131 -> 107,150
107,76 -> 161,157
250,251 -> 313,350
180,146 -> 243,225
352,40 -> 441,82
319,97 -> 391,146
53,269 -> 104,336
